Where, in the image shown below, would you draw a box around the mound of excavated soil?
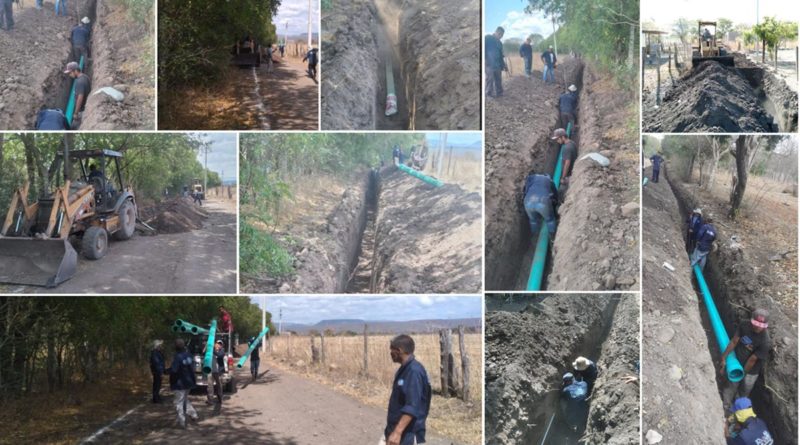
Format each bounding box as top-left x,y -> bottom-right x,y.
372,168 -> 481,293
644,61 -> 775,132
139,198 -> 208,233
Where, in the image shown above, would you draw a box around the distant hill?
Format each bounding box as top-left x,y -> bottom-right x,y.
279,318 -> 482,335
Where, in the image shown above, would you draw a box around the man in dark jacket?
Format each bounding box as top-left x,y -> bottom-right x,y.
35,108 -> 69,130
149,340 -> 165,403
205,340 -> 225,405
519,37 -> 533,77
523,172 -> 558,237
560,372 -> 589,436
170,338 -> 197,428
485,26 -> 507,97
249,336 -> 262,380
70,17 -> 92,62
690,215 -> 716,270
572,356 -> 599,395
303,47 -> 318,78
541,45 -> 557,83
558,85 -> 578,129
649,152 -> 664,183
725,397 -> 773,444
686,208 -> 703,251
383,335 -> 431,445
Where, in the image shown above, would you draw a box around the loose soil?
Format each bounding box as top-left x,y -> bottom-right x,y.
485,294 -> 639,444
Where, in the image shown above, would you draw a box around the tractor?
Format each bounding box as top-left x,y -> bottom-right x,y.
0,149 -> 137,287
192,178 -> 205,200
692,21 -> 735,67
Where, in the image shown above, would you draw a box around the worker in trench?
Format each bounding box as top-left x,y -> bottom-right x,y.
686,208 -> 703,252
70,17 -> 92,63
382,335 -> 431,445
649,152 -> 665,183
559,372 -> 589,437
725,397 -> 774,444
690,214 -> 717,271
522,169 -> 559,239
35,107 -> 69,130
719,309 -> 772,412
558,84 -> 578,129
551,128 -> 578,184
572,356 -> 598,395
484,26 -> 507,98
63,61 -> 92,128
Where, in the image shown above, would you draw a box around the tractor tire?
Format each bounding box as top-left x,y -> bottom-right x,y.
82,226 -> 108,260
114,200 -> 136,241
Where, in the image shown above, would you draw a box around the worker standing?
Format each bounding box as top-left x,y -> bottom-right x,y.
0,0 -> 13,31
541,45 -> 557,83
218,305 -> 234,349
690,215 -> 716,270
63,61 -> 91,128
484,26 -> 507,98
392,144 -> 404,166
519,37 -> 533,78
70,18 -> 92,63
303,47 -> 318,79
55,0 -> 68,16
149,340 -> 165,403
725,397 -> 774,444
169,339 -> 198,429
382,335 -> 431,445
522,171 -> 558,237
205,340 -> 225,406
649,152 -> 664,183
249,336 -> 262,381
720,309 -> 771,410
686,208 -> 703,251
558,85 -> 578,129
551,128 -> 578,181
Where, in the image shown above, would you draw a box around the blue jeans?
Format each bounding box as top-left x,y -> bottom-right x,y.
36,0 -> 42,8
523,58 -> 532,76
524,196 -> 557,236
691,247 -> 709,270
543,65 -> 555,83
250,358 -> 260,378
55,0 -> 67,16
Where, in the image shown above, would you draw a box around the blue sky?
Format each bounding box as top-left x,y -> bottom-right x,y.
425,132 -> 482,150
192,133 -> 237,183
643,0 -> 799,28
486,0 -> 557,41
249,295 -> 482,324
274,0 -> 320,37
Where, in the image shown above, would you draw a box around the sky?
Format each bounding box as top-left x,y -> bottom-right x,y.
425,132 -> 482,150
192,133 -> 237,183
485,0 -> 557,41
274,0 -> 320,38
249,295 -> 482,324
642,0 -> 799,28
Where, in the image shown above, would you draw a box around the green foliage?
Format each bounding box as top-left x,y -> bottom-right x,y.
114,0 -> 154,24
321,0 -> 332,11
240,221 -> 294,277
716,18 -> 734,39
671,18 -> 692,44
528,33 -> 544,46
752,17 -> 797,62
503,38 -> 522,55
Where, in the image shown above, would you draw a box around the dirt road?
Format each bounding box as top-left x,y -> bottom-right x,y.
84,367 -> 461,444
3,199 -> 237,294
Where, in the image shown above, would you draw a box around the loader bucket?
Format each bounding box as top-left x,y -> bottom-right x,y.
0,238 -> 78,287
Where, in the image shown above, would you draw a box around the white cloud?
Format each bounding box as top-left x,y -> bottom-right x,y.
274,0 -> 320,36
499,10 -> 555,41
418,295 -> 434,307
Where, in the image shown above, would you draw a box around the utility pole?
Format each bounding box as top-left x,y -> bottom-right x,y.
203,144 -> 208,196
551,14 -> 558,56
279,306 -> 283,335
262,296 -> 267,353
285,21 -> 289,54
307,0 -> 313,50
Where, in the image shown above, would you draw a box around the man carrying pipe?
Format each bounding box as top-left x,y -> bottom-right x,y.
558,85 -> 578,129
205,339 -> 225,406
725,397 -> 774,444
169,338 -> 198,429
649,152 -> 665,183
523,170 -> 558,238
248,336 -> 262,380
686,208 -> 703,252
690,214 -> 717,271
382,335 -> 431,445
719,309 -> 772,411
484,26 -> 507,98
551,128 -> 578,184
63,61 -> 91,129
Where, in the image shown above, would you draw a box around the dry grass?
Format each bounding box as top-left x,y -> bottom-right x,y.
268,333 -> 483,445
422,152 -> 483,193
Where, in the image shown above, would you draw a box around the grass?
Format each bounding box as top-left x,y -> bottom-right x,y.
268,333 -> 483,445
239,221 -> 294,277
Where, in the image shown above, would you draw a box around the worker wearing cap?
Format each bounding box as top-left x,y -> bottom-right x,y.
519,37 -> 533,77
572,356 -> 598,395
149,340 -> 165,403
523,170 -> 558,238
558,84 -> 578,129
70,18 -> 92,62
551,128 -> 578,180
169,338 -> 198,428
560,372 -> 588,433
720,309 -> 772,410
686,208 -> 703,251
63,61 -> 92,128
725,397 -> 773,444
485,26 -> 507,98
690,214 -> 716,270
541,45 -> 557,83
0,0 -> 13,31
649,152 -> 664,183
205,339 -> 226,405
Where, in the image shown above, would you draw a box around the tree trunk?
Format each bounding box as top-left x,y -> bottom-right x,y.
729,136 -> 749,219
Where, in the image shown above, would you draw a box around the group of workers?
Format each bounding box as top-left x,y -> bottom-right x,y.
392,144 -> 427,171
484,25 -> 562,97
35,17 -> 93,130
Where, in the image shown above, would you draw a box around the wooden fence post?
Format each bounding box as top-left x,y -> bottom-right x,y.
439,329 -> 457,397
320,332 -> 326,364
311,336 -> 319,363
458,326 -> 470,402
363,324 -> 369,376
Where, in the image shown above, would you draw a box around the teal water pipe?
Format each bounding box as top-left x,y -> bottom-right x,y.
385,58 -> 398,116
236,326 -> 270,368
526,122 -> 572,290
65,55 -> 85,128
643,177 -> 649,186
397,163 -> 443,187
693,263 -> 744,382
174,319 -> 209,335
202,319 -> 218,374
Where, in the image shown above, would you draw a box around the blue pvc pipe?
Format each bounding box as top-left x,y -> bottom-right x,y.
236,326 -> 270,368
526,122 -> 572,290
65,55 -> 85,128
693,263 -> 744,382
202,319 -> 217,374
397,163 -> 443,187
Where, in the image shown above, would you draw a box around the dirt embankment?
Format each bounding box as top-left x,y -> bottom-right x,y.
485,294 -> 638,444
670,177 -> 798,444
642,166 -> 727,443
732,52 -> 798,132
138,197 -> 208,233
548,63 -> 639,291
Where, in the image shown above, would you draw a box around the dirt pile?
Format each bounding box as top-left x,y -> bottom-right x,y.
548,64 -> 639,291
398,0 -> 480,130
372,168 -> 482,293
642,166 -> 735,443
0,6 -> 73,130
644,61 -> 777,132
138,198 -> 208,234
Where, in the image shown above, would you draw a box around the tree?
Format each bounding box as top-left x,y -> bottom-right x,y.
729,136 -> 748,219
705,135 -> 732,190
528,33 -> 544,47
716,18 -> 733,41
672,18 -> 692,45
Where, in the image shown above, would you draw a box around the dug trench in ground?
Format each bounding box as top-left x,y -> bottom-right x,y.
667,170 -> 798,444
643,55 -> 798,133
641,165 -> 727,443
485,294 -> 638,445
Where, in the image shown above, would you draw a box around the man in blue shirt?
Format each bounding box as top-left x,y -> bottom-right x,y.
303,47 -> 318,79
725,397 -> 774,445
649,153 -> 664,183
560,373 -> 589,434
392,144 -> 404,166
686,208 -> 703,251
149,340 -> 165,403
35,108 -> 69,130
384,335 -> 431,445
70,18 -> 92,63
485,26 -> 507,97
519,37 -> 533,77
169,338 -> 198,428
690,215 -> 716,270
541,46 -> 557,83
523,171 -> 558,238
558,84 -> 578,129
249,336 -> 262,381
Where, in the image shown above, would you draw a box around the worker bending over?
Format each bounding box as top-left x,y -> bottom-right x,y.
523,171 -> 558,238
720,309 -> 771,411
725,397 -> 773,444
690,214 -> 716,270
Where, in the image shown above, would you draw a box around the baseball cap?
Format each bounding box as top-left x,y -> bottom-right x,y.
216,339 -> 224,345
551,128 -> 567,140
562,372 -> 574,381
63,62 -> 80,73
751,309 -> 769,328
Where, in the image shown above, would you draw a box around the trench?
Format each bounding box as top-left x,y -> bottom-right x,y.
738,67 -> 780,132
344,168 -> 383,293
36,0 -> 98,130
365,0 -> 408,130
665,168 -> 787,443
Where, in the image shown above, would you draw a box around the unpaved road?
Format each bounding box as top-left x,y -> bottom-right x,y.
85,366 -> 461,444
4,199 -> 237,294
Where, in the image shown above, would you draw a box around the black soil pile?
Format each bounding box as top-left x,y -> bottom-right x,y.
138,198 -> 208,234
644,61 -> 777,133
